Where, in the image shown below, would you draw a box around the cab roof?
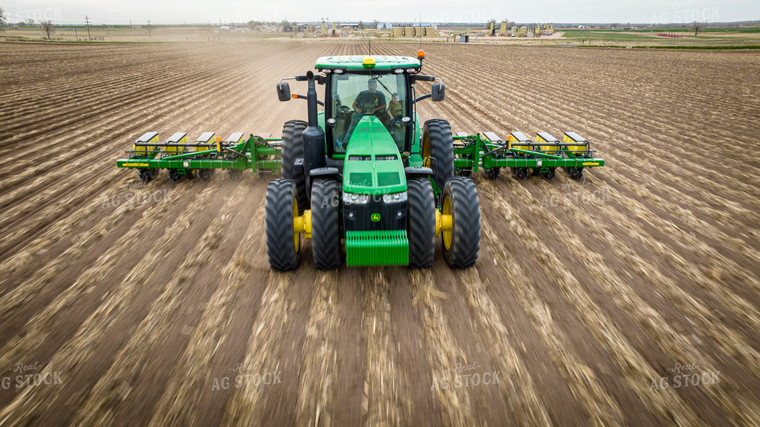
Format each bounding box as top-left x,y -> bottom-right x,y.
315,55 -> 421,72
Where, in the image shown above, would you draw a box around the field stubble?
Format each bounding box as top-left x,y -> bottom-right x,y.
0,40 -> 758,425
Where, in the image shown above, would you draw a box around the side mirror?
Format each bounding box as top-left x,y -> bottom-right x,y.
277,82 -> 291,102
432,82 -> 445,102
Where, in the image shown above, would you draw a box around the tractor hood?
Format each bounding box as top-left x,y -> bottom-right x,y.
343,116 -> 406,195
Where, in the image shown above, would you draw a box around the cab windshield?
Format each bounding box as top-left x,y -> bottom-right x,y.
330,73 -> 407,153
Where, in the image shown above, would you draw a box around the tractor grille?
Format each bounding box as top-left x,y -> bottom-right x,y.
345,230 -> 409,267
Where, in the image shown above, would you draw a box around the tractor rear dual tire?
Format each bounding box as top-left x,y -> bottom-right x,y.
441,177 -> 481,269
266,179 -> 301,271
282,120 -> 308,214
311,179 -> 342,270
407,178 -> 436,268
422,119 -> 454,193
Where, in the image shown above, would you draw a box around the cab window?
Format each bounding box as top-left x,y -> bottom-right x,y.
330,73 -> 406,153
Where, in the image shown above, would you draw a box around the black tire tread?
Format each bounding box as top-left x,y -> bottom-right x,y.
266,179 -> 300,271
282,120 -> 308,213
422,119 -> 454,192
407,178 -> 436,268
442,177 -> 481,268
311,179 -> 342,270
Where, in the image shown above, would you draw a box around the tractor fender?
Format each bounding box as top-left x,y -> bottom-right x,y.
310,167 -> 341,179
404,167 -> 433,178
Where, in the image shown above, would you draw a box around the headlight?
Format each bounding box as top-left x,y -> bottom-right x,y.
382,192 -> 407,204
343,192 -> 370,205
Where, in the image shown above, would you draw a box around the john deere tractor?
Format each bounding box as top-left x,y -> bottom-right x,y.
266,51 -> 481,270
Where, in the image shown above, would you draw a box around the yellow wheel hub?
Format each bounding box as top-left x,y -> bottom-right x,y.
292,201 -> 313,253
437,197 -> 453,250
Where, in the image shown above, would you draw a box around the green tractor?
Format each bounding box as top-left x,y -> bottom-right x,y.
267,52 -> 481,271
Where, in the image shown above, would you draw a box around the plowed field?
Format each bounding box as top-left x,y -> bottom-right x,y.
1,40 -> 759,425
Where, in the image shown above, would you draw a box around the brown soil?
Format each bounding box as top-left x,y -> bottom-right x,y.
1,40 -> 759,425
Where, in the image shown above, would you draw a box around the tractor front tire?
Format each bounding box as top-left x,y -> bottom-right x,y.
311,179 -> 342,270
407,178 -> 436,268
282,119 -> 308,214
266,179 -> 301,271
441,177 -> 481,269
422,119 -> 454,193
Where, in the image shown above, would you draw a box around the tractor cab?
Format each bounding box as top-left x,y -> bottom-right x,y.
321,59 -> 413,155
277,53 -> 445,170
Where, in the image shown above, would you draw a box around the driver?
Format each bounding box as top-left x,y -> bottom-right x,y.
341,79 -> 386,146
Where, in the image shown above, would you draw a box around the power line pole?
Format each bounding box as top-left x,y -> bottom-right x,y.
148,20 -> 151,38
85,16 -> 91,39
418,12 -> 422,48
74,27 -> 78,39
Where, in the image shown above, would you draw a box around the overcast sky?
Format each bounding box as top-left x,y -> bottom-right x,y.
4,0 -> 758,25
